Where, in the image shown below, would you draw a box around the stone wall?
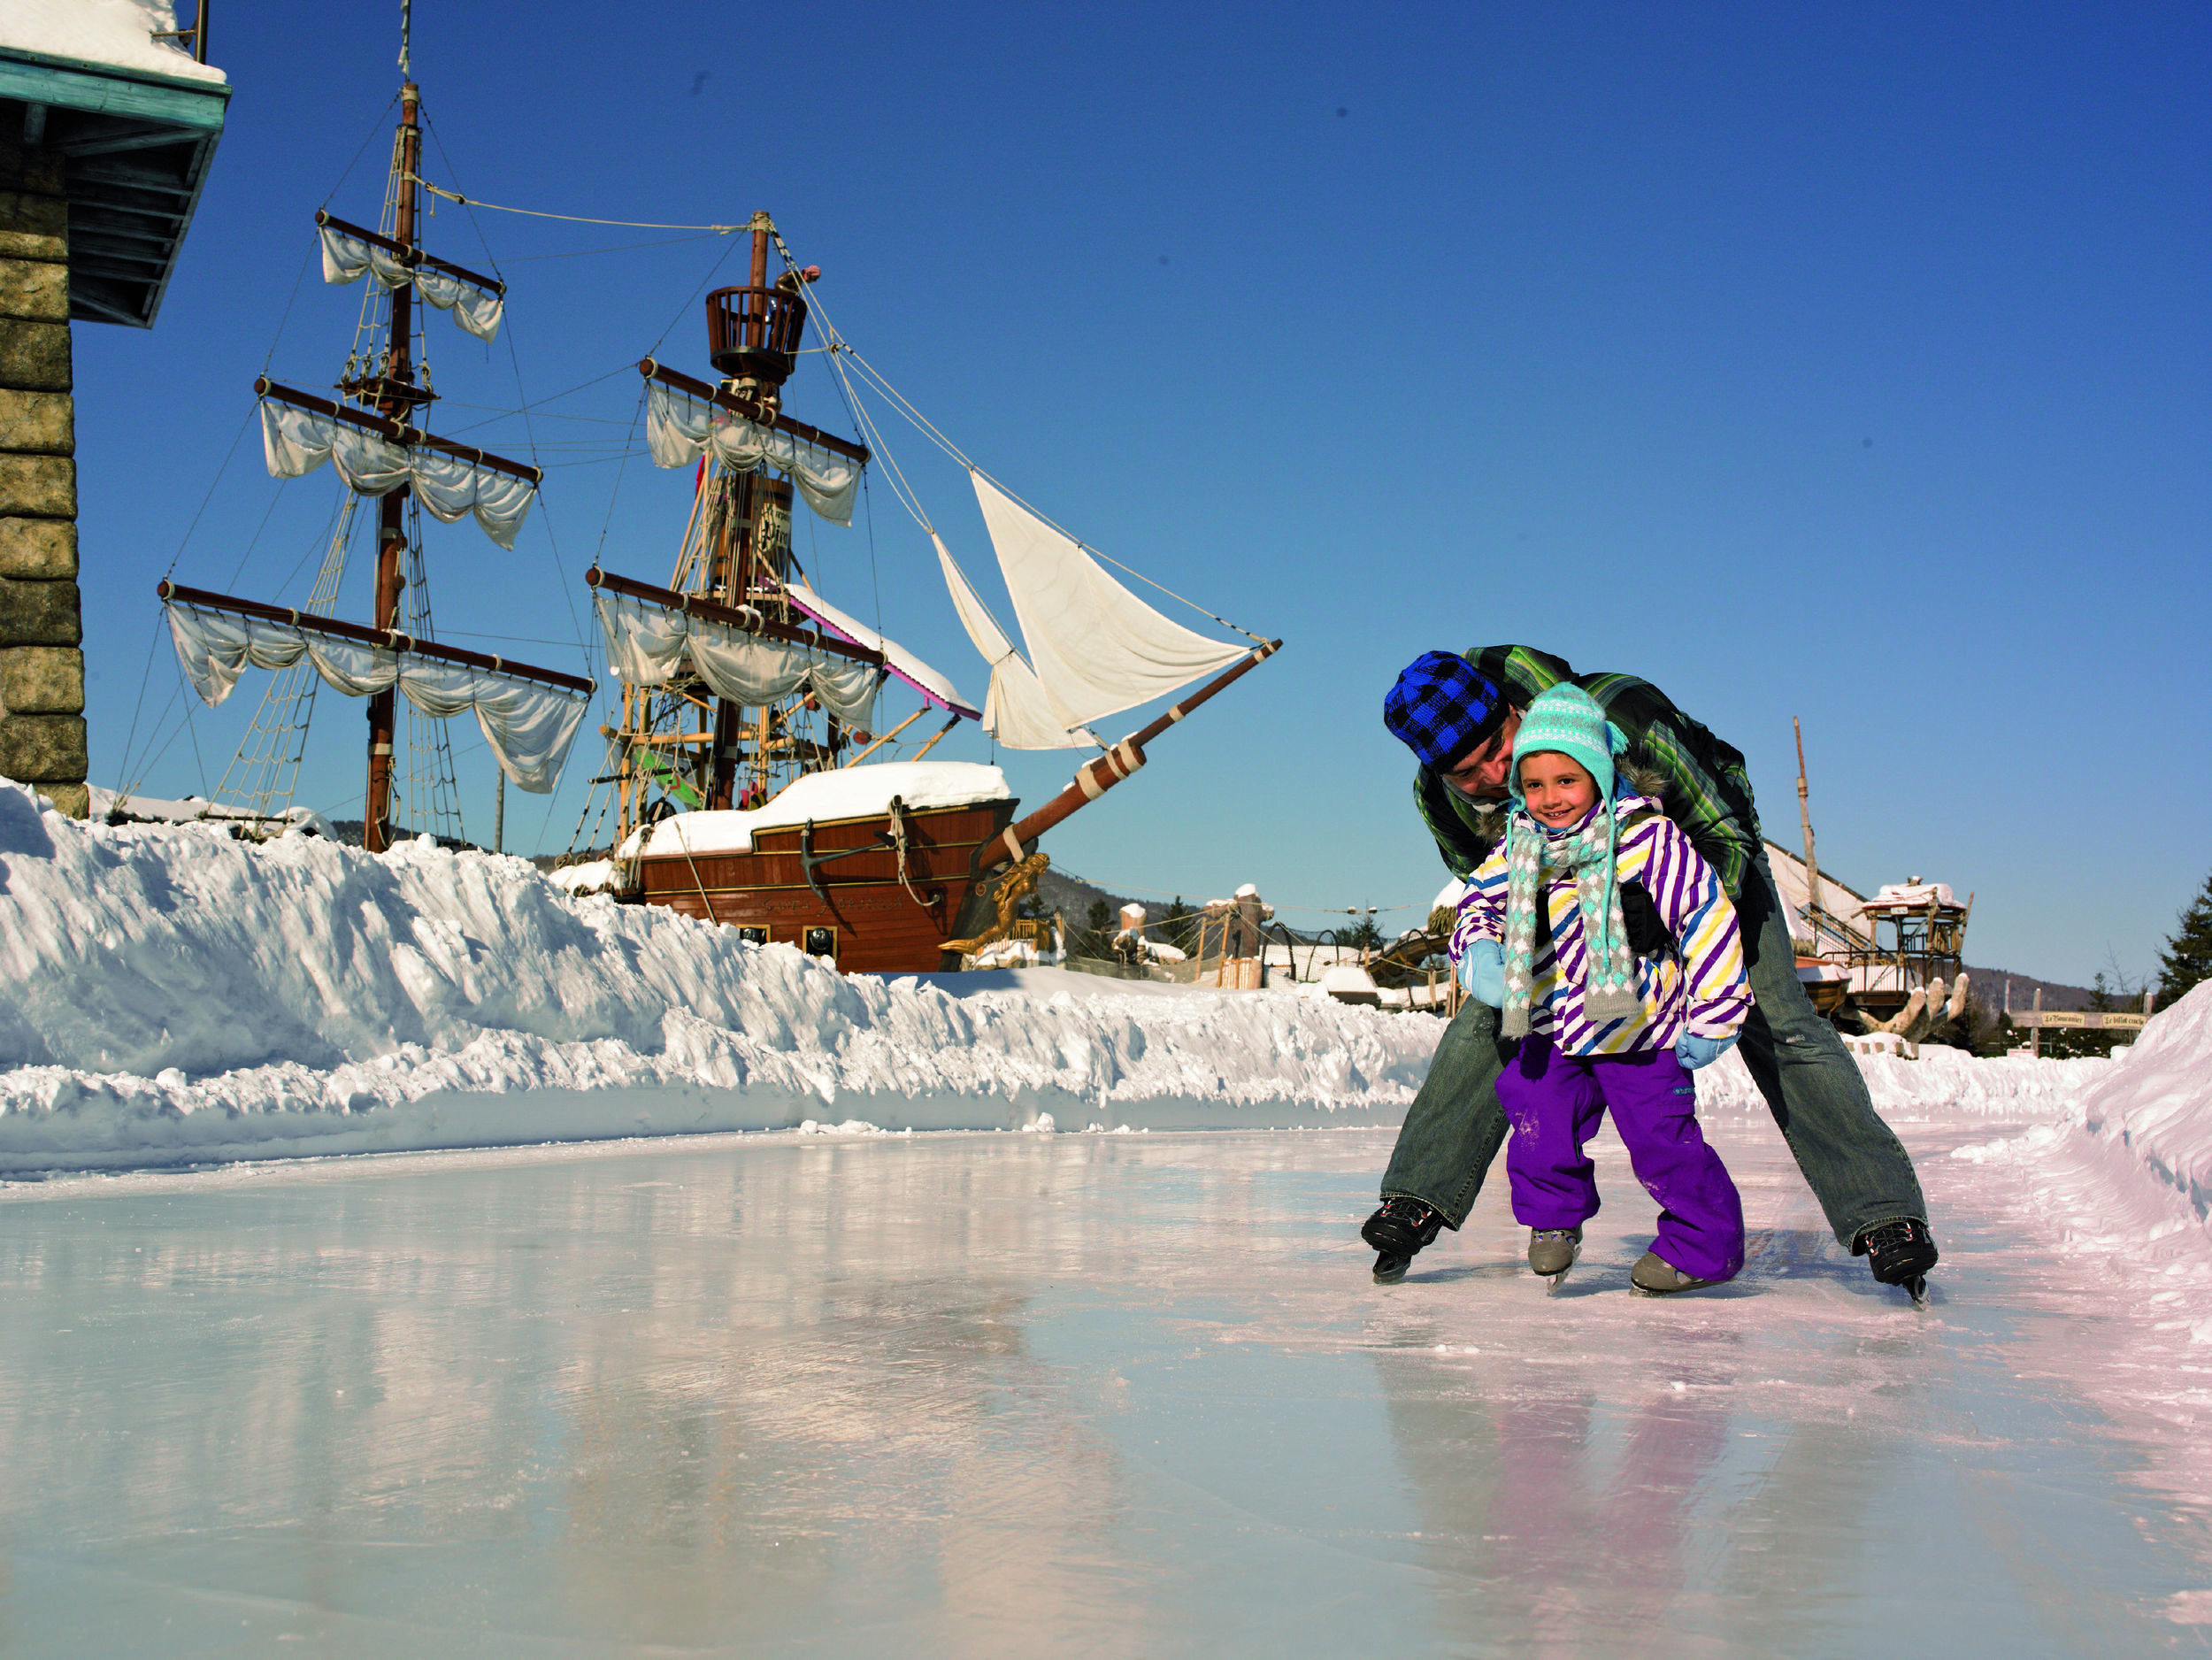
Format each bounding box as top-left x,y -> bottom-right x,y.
0,136 -> 87,818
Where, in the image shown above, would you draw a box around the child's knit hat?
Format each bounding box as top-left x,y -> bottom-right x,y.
1383,651 -> 1511,771
1509,683 -> 1626,803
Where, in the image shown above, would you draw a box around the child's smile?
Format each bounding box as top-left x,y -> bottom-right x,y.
1518,751 -> 1599,828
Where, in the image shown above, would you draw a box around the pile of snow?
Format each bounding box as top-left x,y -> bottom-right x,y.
2077,981 -> 2212,1222
1694,1040 -> 2103,1122
964,937 -> 1055,971
1935,982 -> 2212,1473
0,783 -> 1433,1172
614,762 -> 1010,857
88,785 -> 330,839
546,859 -> 618,898
1,0 -> 227,83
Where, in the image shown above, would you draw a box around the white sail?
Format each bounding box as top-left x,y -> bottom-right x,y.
319,221 -> 504,342
259,401 -> 536,549
644,381 -> 861,526
933,533 -> 1100,750
594,590 -> 880,732
165,603 -> 588,793
969,473 -> 1246,728
781,579 -> 980,721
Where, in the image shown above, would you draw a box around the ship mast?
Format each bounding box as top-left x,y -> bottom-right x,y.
709,215 -> 800,810
613,212 -> 823,839
160,69 -> 587,849
363,81 -> 425,854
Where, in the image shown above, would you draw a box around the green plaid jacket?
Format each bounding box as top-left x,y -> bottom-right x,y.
1413,645 -> 1764,897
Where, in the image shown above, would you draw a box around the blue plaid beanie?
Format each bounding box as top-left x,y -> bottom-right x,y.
1383,651 -> 1511,770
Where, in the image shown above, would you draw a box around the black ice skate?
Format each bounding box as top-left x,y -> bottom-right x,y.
1527,1226 -> 1582,1291
1855,1218 -> 1939,1304
1363,1197 -> 1442,1283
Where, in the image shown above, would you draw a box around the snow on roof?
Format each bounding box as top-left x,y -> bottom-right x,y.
1864,882 -> 1962,912
782,581 -> 980,721
616,761 -> 1011,857
1,0 -> 227,85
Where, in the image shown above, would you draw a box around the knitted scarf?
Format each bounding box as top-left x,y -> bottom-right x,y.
1499,803 -> 1643,1039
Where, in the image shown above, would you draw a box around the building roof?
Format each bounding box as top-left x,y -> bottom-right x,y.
0,4 -> 227,329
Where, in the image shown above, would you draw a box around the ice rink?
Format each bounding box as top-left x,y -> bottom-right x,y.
1,1115 -> 2207,1657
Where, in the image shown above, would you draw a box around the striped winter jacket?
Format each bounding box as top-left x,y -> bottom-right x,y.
1453,796 -> 1750,1056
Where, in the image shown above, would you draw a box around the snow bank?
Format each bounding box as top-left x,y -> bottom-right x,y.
1,0 -> 227,84
0,784 -> 1434,1172
2077,980 -> 2212,1223
1694,1041 -> 2107,1123
1938,983 -> 2212,1465
1929,983 -> 2212,1245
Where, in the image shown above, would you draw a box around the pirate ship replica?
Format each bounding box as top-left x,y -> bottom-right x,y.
157,77 -> 592,847
585,215 -> 1278,972
150,55 -> 1276,972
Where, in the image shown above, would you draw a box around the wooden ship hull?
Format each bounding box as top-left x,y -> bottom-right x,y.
623,796 -> 1018,973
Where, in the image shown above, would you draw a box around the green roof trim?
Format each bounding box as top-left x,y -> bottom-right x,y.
0,45 -> 229,130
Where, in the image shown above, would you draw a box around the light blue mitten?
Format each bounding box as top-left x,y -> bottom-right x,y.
1457,940 -> 1506,1007
1676,1032 -> 1739,1072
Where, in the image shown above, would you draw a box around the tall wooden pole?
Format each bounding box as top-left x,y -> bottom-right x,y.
703,222 -> 780,812
1793,717 -> 1821,951
364,81 -> 421,854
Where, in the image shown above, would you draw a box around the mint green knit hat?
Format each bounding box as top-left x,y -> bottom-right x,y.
1509,683 -> 1626,803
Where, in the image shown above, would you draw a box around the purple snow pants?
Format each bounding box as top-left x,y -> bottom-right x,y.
1495,1036 -> 1746,1285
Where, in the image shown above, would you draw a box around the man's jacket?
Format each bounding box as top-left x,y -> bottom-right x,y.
1413,644 -> 1764,897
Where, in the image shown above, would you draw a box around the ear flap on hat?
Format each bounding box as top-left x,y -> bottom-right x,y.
1605,720 -> 1626,757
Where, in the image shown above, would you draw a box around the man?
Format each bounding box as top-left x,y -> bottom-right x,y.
1363,647 -> 1939,1297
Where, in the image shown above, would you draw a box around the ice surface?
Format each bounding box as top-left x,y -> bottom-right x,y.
0,0 -> 226,83
613,761 -> 1011,857
4,1114 -> 2210,1656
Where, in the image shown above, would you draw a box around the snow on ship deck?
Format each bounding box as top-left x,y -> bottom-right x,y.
614,760 -> 1013,857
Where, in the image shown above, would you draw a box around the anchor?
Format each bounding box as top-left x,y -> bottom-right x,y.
799,818 -> 895,903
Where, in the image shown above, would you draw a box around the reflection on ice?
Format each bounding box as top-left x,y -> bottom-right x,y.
0,1125 -> 2203,1656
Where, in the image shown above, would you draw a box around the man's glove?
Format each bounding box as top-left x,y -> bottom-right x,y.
1676,1032 -> 1738,1072
1457,940 -> 1506,1007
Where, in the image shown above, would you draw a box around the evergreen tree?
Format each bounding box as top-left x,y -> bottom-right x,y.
1079,898 -> 1112,959
1340,915 -> 1385,952
2156,869 -> 2212,1009
2088,971 -> 2115,1013
1164,895 -> 1197,956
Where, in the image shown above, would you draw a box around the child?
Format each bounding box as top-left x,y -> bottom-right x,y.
1450,684 -> 1752,1294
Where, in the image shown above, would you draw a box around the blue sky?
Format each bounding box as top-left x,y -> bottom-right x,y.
78,1 -> 2208,986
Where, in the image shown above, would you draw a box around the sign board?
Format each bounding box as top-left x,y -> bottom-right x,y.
2008,1011 -> 2149,1031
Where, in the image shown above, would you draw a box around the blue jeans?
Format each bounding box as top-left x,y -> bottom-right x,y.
1380,849 -> 1927,1248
